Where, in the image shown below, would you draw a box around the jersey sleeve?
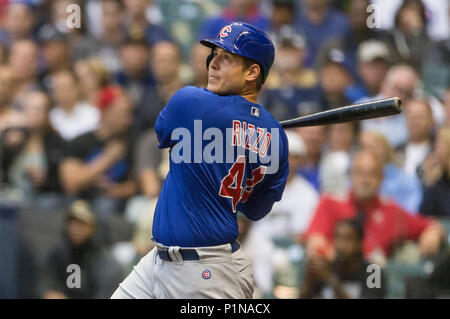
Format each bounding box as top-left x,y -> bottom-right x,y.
154,87 -> 198,149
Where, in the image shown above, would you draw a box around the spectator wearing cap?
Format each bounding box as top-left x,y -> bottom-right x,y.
198,0 -> 270,40
295,0 -> 353,68
348,40 -> 392,102
245,130 -> 319,295
317,47 -> 354,109
38,28 -> 71,86
48,70 -> 100,141
40,200 -> 123,299
0,0 -> 36,46
306,150 -> 445,265
122,0 -> 171,47
59,86 -> 137,214
260,26 -> 321,121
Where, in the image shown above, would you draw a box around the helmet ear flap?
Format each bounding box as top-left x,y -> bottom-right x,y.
206,49 -> 214,70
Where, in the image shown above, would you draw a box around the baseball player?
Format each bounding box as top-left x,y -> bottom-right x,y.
111,22 -> 289,299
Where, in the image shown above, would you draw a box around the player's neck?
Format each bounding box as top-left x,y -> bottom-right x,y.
239,87 -> 258,104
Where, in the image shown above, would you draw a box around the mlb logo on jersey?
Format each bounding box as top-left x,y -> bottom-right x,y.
251,107 -> 259,117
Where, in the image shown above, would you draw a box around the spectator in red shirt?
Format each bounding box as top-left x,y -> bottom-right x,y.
305,150 -> 445,264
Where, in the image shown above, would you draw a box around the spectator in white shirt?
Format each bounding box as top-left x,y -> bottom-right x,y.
49,70 -> 100,141
246,130 -> 319,295
401,98 -> 434,177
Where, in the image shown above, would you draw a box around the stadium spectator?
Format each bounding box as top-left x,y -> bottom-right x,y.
295,0 -> 352,67
400,98 -> 434,178
300,219 -> 386,299
359,130 -> 423,213
306,150 -> 445,264
351,40 -> 392,101
319,122 -> 358,196
122,0 -> 171,47
346,0 -> 392,47
38,28 -> 71,82
317,48 -> 353,109
386,0 -> 431,69
48,70 -> 100,141
198,0 -> 270,40
74,58 -> 111,108
114,36 -> 154,107
40,200 -> 123,299
7,91 -> 65,197
189,43 -> 210,88
132,41 -> 184,136
0,65 -> 27,183
261,26 -> 320,121
94,0 -> 127,73
269,0 -> 297,33
41,0 -> 98,60
250,130 -> 319,243
0,65 -> 25,130
59,86 -> 137,214
8,39 -> 41,110
360,64 -> 417,147
0,1 -> 36,46
420,127 -> 450,217
297,125 -> 326,191
246,131 -> 319,295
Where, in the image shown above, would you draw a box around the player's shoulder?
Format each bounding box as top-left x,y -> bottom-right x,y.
174,86 -> 213,98
170,86 -> 213,105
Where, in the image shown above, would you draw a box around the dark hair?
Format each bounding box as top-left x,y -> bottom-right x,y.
242,57 -> 263,91
335,218 -> 364,241
394,0 -> 428,31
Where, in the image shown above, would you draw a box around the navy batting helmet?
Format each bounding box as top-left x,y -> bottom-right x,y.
200,22 -> 275,84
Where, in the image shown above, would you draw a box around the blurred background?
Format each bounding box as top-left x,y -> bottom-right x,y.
0,0 -> 449,299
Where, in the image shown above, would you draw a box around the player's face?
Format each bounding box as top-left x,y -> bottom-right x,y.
207,47 -> 248,95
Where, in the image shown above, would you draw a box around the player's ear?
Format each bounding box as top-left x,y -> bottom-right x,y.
245,64 -> 261,82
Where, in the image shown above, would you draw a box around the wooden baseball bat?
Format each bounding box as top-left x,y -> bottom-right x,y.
280,97 -> 403,129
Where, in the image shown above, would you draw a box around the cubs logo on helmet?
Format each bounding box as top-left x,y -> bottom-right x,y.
219,25 -> 232,38
200,22 -> 275,84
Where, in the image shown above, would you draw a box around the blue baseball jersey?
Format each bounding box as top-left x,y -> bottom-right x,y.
152,86 -> 289,247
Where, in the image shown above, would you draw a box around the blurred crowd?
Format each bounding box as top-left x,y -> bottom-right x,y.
0,0 -> 449,299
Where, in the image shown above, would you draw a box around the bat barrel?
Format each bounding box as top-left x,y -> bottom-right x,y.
280,97 -> 402,129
